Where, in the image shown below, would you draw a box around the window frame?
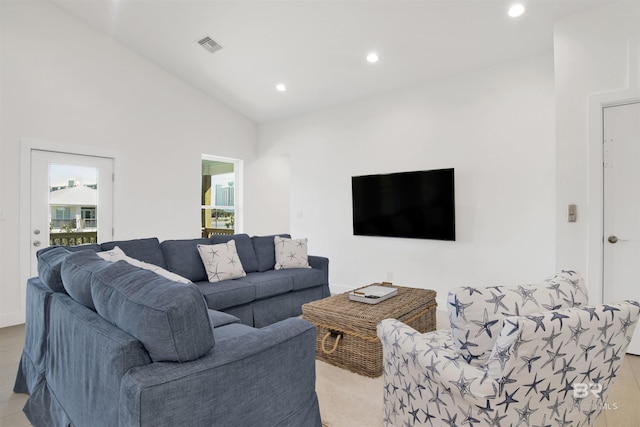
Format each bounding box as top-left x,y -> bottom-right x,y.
201,154 -> 243,235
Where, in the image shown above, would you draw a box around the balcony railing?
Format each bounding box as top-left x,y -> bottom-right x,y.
51,219 -> 76,229
50,219 -> 97,230
202,228 -> 235,237
50,231 -> 98,247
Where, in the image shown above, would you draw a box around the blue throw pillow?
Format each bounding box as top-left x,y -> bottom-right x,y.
251,234 -> 291,272
160,238 -> 211,282
61,250 -> 111,310
210,234 -> 260,273
91,261 -> 215,362
36,246 -> 72,292
101,237 -> 167,269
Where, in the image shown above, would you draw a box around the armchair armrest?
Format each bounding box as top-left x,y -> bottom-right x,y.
378,319 -> 499,406
120,317 -> 321,427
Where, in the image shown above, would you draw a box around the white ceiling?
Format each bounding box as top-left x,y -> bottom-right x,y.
50,0 -> 621,123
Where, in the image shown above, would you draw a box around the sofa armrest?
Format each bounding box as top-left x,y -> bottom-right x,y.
308,255 -> 329,287
120,317 -> 321,427
39,294 -> 151,427
14,278 -> 54,394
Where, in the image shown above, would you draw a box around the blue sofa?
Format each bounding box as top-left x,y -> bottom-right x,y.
14,234 -> 328,427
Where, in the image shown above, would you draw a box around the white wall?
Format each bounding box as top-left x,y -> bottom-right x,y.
244,154 -> 291,235
258,53 -> 557,302
5,2 -> 629,328
554,2 -> 640,303
0,0 -> 256,326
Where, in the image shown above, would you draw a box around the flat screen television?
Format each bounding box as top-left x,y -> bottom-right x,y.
351,168 -> 455,241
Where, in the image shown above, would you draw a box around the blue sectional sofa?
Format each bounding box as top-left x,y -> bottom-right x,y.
14,233 -> 328,427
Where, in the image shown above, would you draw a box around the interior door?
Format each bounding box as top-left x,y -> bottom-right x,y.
603,101 -> 640,355
30,150 -> 114,277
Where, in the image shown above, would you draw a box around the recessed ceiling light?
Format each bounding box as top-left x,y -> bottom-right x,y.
508,4 -> 525,18
276,83 -> 287,92
366,52 -> 379,63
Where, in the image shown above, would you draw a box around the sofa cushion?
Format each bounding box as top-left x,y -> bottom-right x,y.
207,310 -> 241,328
212,322 -> 256,342
98,246 -> 191,283
243,272 -> 294,299
447,270 -> 589,366
251,234 -> 291,272
91,261 -> 214,362
210,234 -> 259,273
197,240 -> 247,282
194,279 -> 256,311
61,250 -> 112,310
36,244 -> 104,293
101,238 -> 167,269
67,243 -> 102,253
160,238 -> 211,282
274,236 -> 311,270
37,246 -> 72,292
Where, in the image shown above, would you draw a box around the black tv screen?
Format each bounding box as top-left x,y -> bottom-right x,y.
352,168 -> 455,241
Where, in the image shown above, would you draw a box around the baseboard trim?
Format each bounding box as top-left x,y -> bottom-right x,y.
328,283 -> 355,295
0,311 -> 25,328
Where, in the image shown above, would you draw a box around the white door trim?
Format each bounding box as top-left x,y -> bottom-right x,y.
19,139 -> 118,316
587,89 -> 640,305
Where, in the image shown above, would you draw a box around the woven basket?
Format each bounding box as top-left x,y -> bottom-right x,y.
302,284 -> 437,377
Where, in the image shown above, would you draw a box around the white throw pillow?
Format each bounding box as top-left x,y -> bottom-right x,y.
97,246 -> 192,284
274,236 -> 311,270
197,240 -> 246,282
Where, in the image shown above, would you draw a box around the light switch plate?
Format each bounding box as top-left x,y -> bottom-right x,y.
568,204 -> 577,222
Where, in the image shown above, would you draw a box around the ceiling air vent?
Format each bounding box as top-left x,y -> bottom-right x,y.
197,35 -> 222,54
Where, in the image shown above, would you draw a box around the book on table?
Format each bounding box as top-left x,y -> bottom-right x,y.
348,285 -> 398,304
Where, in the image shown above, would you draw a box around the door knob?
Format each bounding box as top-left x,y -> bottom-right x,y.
33,240 -> 41,247
33,229 -> 41,235
608,235 -> 618,244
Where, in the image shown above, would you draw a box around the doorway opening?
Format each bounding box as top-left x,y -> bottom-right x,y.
587,89 -> 640,306
23,146 -> 114,280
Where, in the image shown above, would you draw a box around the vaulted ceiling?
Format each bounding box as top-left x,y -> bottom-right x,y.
50,0 -> 621,123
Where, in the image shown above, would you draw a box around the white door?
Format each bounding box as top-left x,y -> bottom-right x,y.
603,101 -> 640,355
30,150 -> 114,277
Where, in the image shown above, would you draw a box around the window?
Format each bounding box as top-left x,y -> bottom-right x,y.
52,207 -> 72,230
201,155 -> 242,237
48,163 -> 99,234
81,207 -> 97,229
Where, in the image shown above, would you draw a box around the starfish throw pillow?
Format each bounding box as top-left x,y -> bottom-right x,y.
197,240 -> 246,282
274,236 -> 311,270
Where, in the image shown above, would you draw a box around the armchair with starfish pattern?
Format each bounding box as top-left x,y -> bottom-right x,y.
377,271 -> 639,427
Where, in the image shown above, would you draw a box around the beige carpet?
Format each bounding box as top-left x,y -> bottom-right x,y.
316,360 -> 384,427
314,310 -> 447,427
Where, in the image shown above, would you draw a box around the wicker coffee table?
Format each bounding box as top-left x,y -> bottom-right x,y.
302,283 -> 437,377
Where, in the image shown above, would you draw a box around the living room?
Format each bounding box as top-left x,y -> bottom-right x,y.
1,0 -> 639,426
